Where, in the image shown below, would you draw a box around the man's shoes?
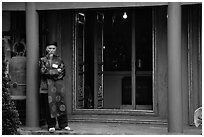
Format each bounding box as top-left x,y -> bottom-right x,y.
64,126 -> 71,131
49,127 -> 55,133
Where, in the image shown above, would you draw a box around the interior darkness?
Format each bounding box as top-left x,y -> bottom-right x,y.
83,8 -> 153,109
84,12 -> 95,109
135,8 -> 153,106
103,9 -> 132,71
135,8 -> 153,72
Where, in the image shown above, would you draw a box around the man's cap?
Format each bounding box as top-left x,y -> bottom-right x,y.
46,41 -> 57,47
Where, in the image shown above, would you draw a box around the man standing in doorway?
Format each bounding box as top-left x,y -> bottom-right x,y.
39,41 -> 71,133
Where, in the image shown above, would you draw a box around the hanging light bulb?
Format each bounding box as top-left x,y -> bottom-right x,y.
123,12 -> 127,19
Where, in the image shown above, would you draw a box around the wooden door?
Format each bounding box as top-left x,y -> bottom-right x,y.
75,13 -> 85,109
94,13 -> 104,109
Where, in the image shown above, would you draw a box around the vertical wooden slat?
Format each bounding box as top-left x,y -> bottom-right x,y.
131,11 -> 136,109
94,14 -> 98,109
94,13 -> 104,109
76,13 -> 85,109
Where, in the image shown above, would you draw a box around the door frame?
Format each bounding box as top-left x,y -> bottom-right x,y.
131,9 -> 157,112
72,8 -> 158,116
187,5 -> 202,125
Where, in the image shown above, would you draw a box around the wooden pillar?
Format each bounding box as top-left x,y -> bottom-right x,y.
26,2 -> 39,127
167,2 -> 183,133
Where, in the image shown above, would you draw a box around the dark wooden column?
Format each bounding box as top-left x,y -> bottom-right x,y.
167,2 -> 183,133
47,11 -> 58,42
25,2 -> 39,127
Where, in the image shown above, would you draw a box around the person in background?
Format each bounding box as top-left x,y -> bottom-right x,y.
39,41 -> 71,133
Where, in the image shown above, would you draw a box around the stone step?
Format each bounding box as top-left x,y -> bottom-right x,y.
68,115 -> 167,125
18,128 -> 76,135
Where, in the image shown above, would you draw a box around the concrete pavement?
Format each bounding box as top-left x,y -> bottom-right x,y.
18,122 -> 202,135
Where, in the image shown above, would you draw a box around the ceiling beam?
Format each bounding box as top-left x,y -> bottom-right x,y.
2,2 -> 201,11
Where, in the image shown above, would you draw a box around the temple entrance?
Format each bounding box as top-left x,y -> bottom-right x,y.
74,7 -> 154,112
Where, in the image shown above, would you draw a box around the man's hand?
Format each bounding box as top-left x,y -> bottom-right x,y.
49,69 -> 58,75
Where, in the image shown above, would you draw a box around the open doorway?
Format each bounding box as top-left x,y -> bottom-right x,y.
74,7 -> 154,111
